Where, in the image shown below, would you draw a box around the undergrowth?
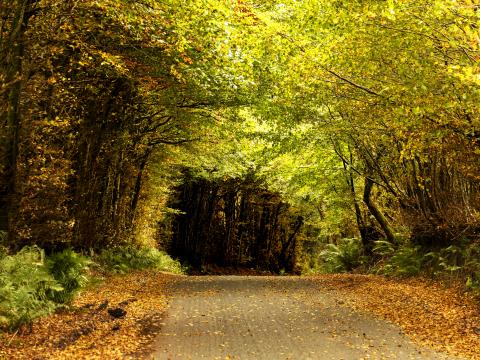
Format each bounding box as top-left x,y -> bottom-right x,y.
0,247 -> 62,330
319,238 -> 366,273
372,239 -> 480,292
47,249 -> 91,304
97,245 -> 186,274
0,244 -> 183,331
373,241 -> 423,277
318,236 -> 480,296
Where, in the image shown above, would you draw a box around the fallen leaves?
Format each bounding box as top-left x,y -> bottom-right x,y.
0,270 -> 175,360
1,272 -> 478,359
312,274 -> 480,360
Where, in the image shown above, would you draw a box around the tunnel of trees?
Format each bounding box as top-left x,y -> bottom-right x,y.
167,173 -> 304,273
0,0 -> 479,283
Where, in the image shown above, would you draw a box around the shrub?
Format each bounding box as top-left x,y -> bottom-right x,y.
373,239 -> 480,290
375,242 -> 423,277
0,247 -> 62,330
47,249 -> 91,304
463,243 -> 480,295
372,240 -> 395,257
423,245 -> 463,276
319,238 -> 366,273
98,245 -> 185,274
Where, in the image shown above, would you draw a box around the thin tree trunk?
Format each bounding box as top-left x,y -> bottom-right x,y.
341,154 -> 367,247
363,177 -> 395,243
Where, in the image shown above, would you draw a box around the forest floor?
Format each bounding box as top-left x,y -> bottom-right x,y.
0,270 -> 174,360
0,272 -> 479,359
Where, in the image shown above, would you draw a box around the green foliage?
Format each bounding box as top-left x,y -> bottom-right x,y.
378,244 -> 423,277
0,232 -> 7,260
0,231 -> 7,245
462,243 -> 480,295
465,274 -> 480,295
0,244 -> 184,330
98,246 -> 185,274
373,240 -> 480,286
423,246 -> 463,276
372,240 -> 395,257
46,249 -> 91,304
0,247 -> 62,330
319,238 -> 365,273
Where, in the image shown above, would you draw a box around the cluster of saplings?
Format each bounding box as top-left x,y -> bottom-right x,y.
317,236 -> 480,294
0,241 -> 184,331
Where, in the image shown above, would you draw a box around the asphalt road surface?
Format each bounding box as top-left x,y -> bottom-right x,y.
151,276 -> 460,360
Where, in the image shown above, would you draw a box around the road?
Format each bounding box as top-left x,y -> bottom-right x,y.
151,276 -> 460,360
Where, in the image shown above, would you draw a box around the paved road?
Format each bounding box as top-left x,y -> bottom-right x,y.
151,276 -> 459,360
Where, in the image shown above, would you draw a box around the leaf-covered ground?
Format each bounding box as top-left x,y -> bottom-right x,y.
313,275 -> 480,359
1,272 -> 479,359
0,270 -> 174,360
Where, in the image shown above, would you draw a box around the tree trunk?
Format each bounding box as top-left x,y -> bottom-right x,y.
0,0 -> 39,243
363,177 -> 395,243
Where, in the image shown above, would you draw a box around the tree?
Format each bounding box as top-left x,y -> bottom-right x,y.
0,0 -> 41,241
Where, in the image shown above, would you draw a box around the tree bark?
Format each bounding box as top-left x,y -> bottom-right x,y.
0,0 -> 39,243
363,177 -> 395,243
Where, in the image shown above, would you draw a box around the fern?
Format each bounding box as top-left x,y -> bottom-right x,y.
372,240 -> 395,257
0,247 -> 62,330
423,245 -> 462,276
47,249 -> 91,304
463,243 -> 480,294
98,245 -> 186,274
379,244 -> 423,277
320,238 -> 365,273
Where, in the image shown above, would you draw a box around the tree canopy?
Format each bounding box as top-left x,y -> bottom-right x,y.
0,0 -> 479,272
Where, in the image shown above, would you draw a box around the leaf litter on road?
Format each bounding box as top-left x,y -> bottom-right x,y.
311,274 -> 480,360
1,272 -> 479,359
